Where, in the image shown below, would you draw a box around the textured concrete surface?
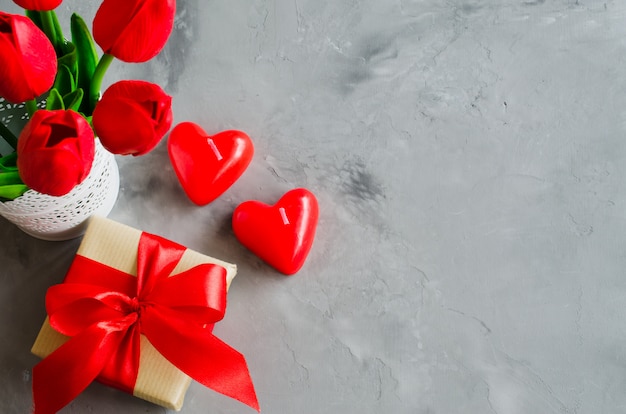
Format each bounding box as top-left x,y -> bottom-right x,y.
1,0 -> 626,413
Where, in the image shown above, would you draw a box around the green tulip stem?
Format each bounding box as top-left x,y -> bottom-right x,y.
25,100 -> 38,118
40,11 -> 60,52
0,122 -> 18,150
89,53 -> 114,112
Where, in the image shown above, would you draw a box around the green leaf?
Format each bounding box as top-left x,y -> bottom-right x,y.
0,184 -> 28,200
59,40 -> 76,60
49,10 -> 65,48
63,89 -> 84,112
71,13 -> 99,115
57,41 -> 78,82
46,88 -> 65,110
53,64 -> 76,97
38,10 -> 61,54
0,171 -> 28,200
0,171 -> 23,186
0,153 -> 18,172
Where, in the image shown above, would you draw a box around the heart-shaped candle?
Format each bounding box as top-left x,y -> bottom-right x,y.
232,188 -> 319,275
168,122 -> 254,205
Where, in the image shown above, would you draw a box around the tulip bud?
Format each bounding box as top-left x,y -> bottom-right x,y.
0,12 -> 57,103
12,0 -> 62,11
17,110 -> 95,197
92,80 -> 173,156
93,0 -> 176,63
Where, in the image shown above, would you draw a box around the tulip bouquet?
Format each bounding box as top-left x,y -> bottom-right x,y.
0,0 -> 175,198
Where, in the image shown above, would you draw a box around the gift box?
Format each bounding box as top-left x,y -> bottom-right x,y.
31,216 -> 258,413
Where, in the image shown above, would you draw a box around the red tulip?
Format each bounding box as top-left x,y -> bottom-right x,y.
92,80 -> 173,156
12,0 -> 62,11
0,12 -> 56,103
93,0 -> 176,63
17,110 -> 95,197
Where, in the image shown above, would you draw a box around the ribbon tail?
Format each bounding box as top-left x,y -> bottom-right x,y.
32,324 -> 124,414
184,334 -> 260,412
143,309 -> 260,411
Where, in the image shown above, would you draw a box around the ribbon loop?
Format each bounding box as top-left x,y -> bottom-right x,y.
145,263 -> 227,321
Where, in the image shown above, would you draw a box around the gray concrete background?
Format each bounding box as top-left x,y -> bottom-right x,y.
1,0 -> 625,412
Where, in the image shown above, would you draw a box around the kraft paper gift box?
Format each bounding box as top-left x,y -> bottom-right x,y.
31,216 -> 239,411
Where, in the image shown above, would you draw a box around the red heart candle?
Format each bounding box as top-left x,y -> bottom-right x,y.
168,122 -> 254,205
232,188 -> 319,275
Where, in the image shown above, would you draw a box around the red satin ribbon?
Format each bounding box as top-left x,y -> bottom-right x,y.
32,232 -> 259,413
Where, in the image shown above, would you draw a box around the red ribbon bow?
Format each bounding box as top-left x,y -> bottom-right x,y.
32,232 -> 259,413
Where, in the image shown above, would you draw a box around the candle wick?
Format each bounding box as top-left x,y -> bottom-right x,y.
207,138 -> 223,161
279,207 -> 290,225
